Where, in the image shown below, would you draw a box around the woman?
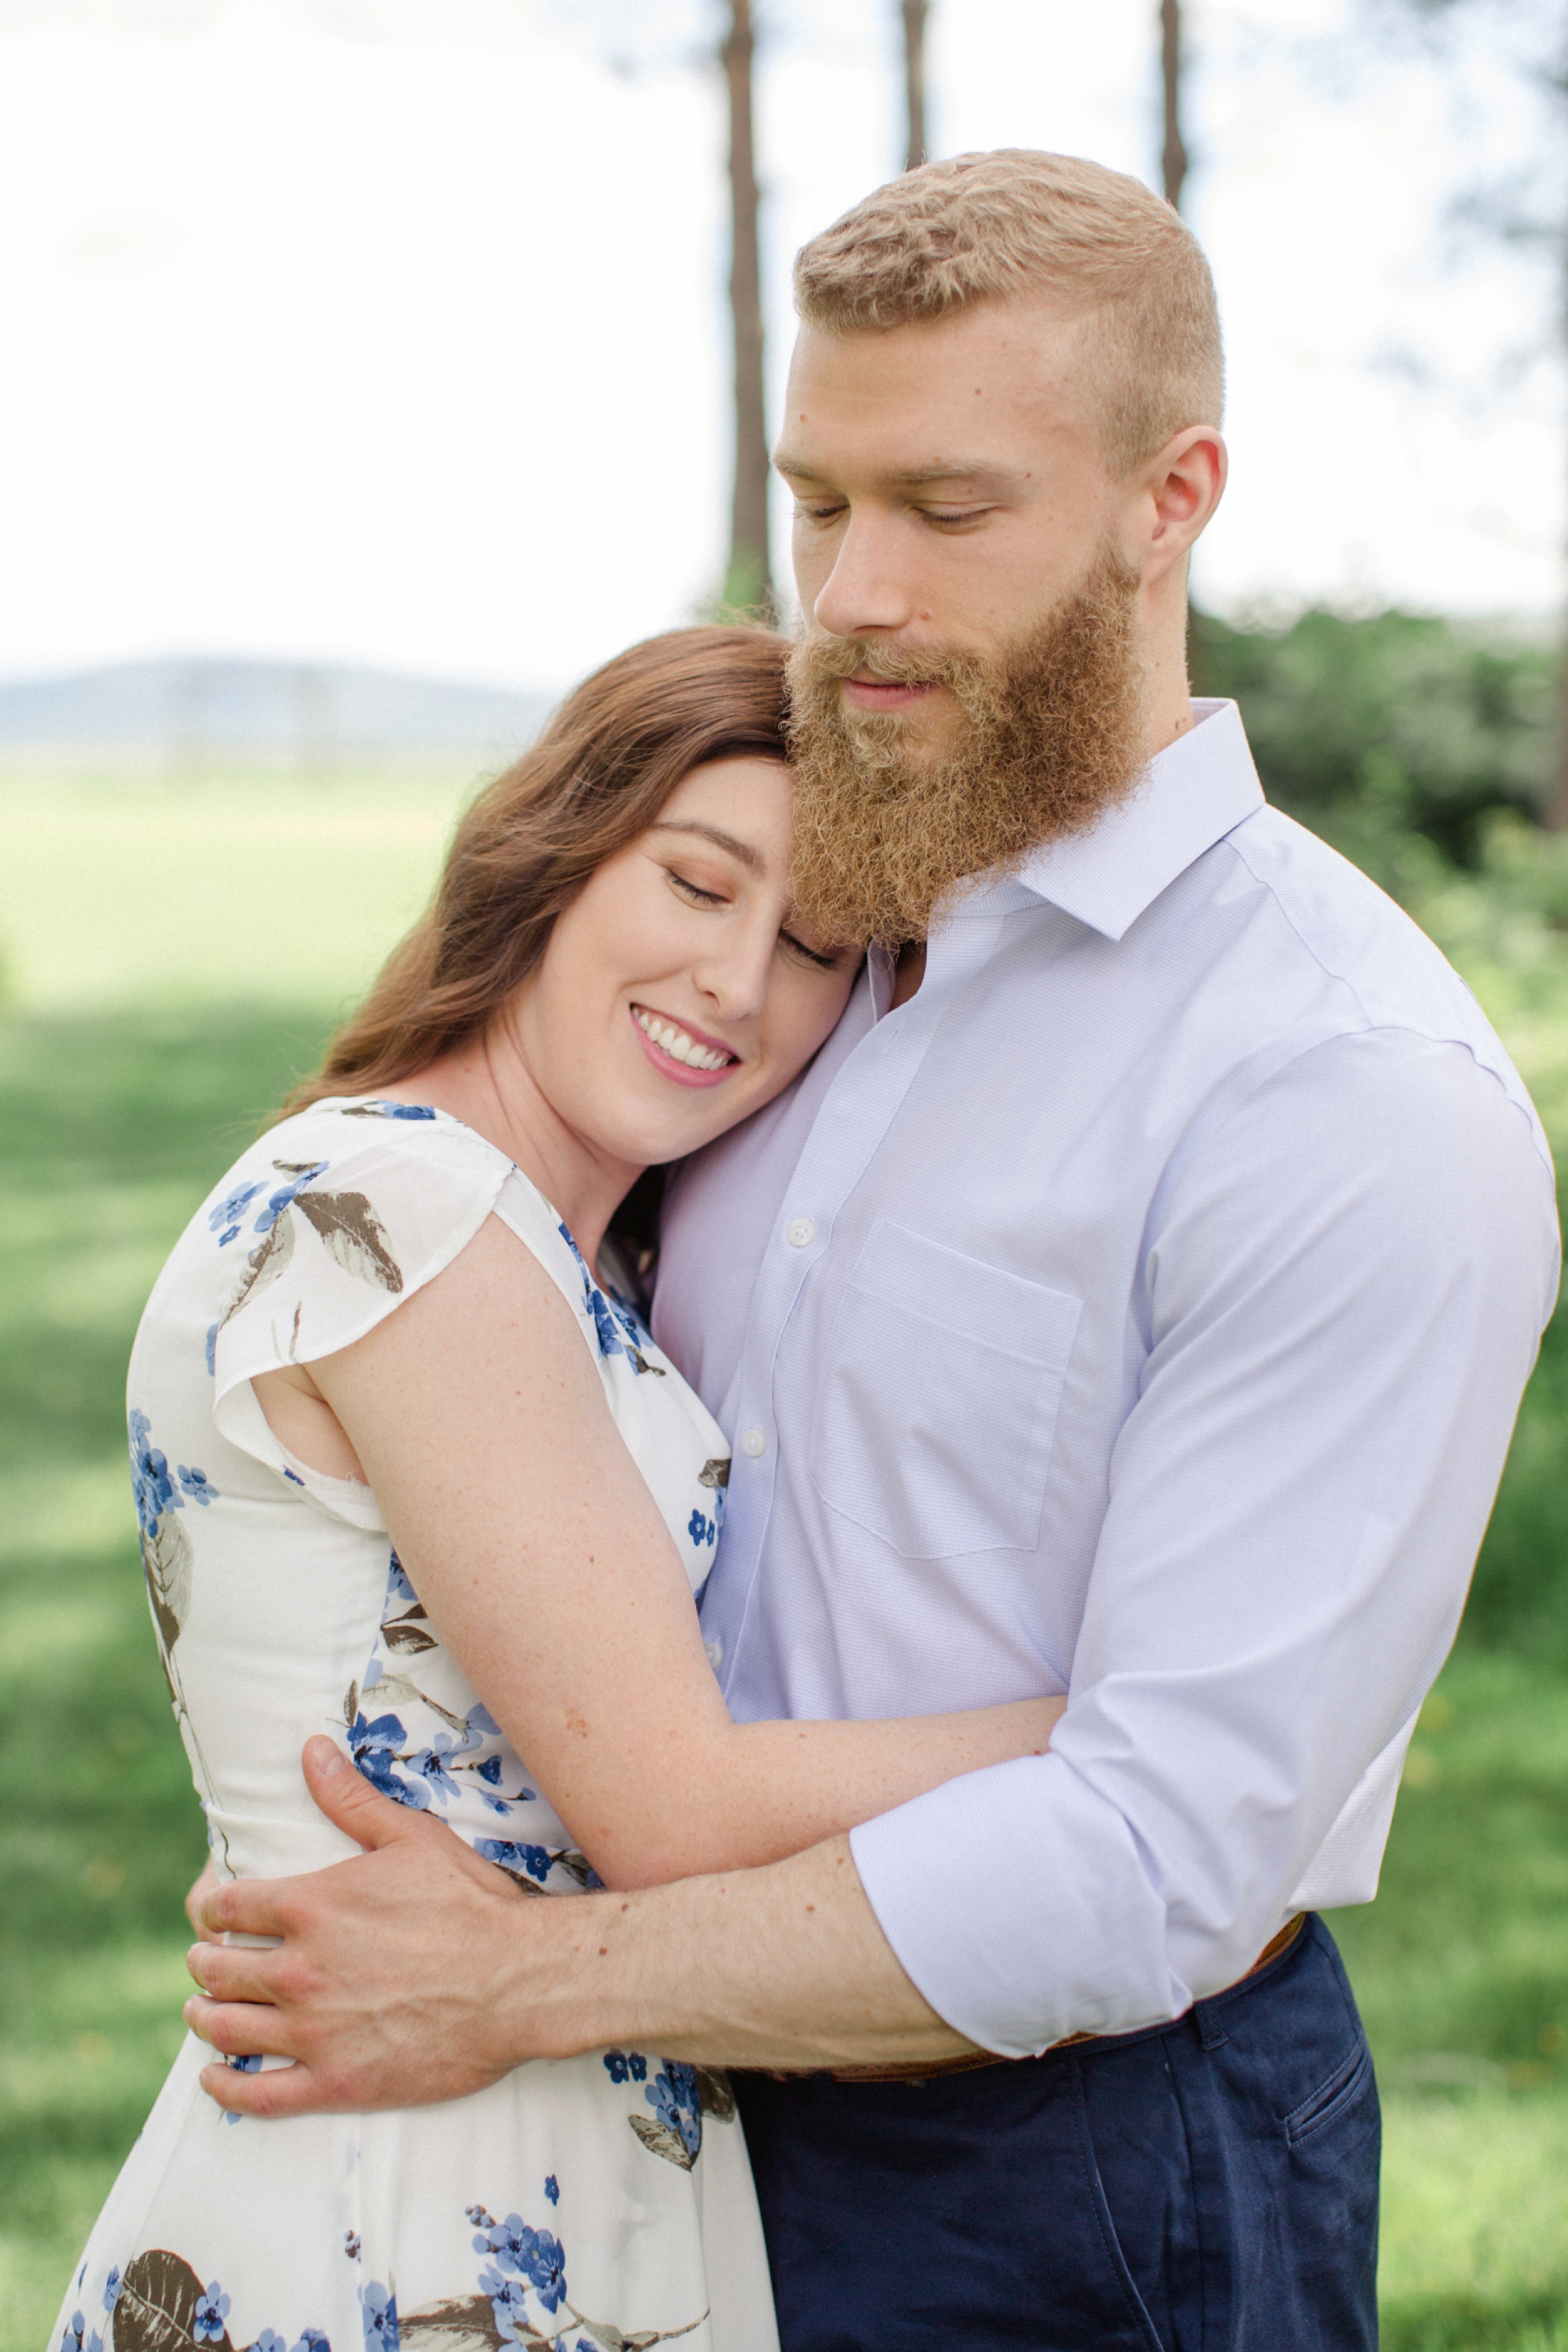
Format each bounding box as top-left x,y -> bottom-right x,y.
51,628 -> 1062,2352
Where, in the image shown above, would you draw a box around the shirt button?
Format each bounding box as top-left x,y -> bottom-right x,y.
741,1426 -> 767,1458
787,1216 -> 815,1248
704,1636 -> 724,1670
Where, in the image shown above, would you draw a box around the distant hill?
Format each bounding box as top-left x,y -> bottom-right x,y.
0,656 -> 553,763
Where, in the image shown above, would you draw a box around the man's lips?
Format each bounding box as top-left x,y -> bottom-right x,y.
842,676 -> 943,712
629,1003 -> 738,1091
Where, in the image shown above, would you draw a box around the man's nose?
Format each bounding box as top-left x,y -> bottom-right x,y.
809,515 -> 916,642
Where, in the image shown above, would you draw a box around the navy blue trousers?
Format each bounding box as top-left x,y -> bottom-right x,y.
733,1914 -> 1379,2351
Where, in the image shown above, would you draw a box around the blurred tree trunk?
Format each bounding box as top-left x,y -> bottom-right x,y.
1160,0 -> 1188,211
902,0 -> 929,171
722,0 -> 771,615
1548,189 -> 1568,827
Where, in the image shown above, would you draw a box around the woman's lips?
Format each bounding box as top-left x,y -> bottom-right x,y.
629,1004 -> 738,1090
842,677 -> 942,711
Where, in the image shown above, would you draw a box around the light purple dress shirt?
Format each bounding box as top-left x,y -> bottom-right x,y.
652,701 -> 1559,2057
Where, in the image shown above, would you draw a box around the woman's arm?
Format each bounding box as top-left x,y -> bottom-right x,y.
258,1214 -> 1064,1890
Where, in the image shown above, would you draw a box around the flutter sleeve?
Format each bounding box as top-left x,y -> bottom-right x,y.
208,1101 -> 526,1505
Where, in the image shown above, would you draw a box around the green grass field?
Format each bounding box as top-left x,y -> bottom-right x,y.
1,771 -> 1565,2349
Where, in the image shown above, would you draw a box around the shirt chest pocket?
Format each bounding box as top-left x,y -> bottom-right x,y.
808,1219 -> 1083,1560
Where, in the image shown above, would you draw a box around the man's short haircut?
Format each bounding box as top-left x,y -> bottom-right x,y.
793,149 -> 1224,477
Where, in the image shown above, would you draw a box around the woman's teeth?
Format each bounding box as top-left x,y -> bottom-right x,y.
633,1007 -> 733,1071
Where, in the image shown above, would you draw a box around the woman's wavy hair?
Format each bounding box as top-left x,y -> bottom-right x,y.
286,625 -> 791,1119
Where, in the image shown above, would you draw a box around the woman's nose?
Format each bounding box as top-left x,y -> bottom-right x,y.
694,914 -> 776,1020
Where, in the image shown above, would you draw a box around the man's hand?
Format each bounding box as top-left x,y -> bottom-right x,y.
184,1737 -> 595,2117
187,1735 -> 974,2120
186,1857 -> 222,1942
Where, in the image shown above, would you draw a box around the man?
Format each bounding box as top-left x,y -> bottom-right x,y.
185,153 -> 1557,2348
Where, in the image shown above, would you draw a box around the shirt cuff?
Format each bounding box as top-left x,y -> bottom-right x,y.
849,1753 -> 1189,2057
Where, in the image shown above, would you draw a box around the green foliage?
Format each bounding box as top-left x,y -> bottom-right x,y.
0,1006 -> 333,2343
1192,607 -> 1557,873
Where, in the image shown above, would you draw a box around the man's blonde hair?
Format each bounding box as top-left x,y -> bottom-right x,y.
793,150 -> 1224,477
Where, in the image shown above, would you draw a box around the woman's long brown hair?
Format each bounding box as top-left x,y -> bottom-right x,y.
286,625 -> 790,1117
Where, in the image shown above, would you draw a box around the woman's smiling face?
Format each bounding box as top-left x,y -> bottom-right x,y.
505,757 -> 860,1171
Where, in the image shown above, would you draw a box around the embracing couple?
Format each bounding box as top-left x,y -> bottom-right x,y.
55,152 -> 1555,2352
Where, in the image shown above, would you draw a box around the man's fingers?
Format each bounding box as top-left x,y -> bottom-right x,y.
198,2058 -> 338,2120
184,1994 -> 294,2060
185,1939 -> 286,2005
300,1735 -> 430,1850
185,1858 -> 221,1942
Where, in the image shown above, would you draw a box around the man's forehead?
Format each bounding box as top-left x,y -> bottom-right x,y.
777,305 -> 1096,476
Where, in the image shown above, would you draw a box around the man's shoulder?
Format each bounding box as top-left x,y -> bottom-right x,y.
1214,805 -> 1486,1030
1199,805 -> 1550,1173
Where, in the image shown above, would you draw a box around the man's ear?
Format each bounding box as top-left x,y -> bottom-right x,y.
1140,425 -> 1227,586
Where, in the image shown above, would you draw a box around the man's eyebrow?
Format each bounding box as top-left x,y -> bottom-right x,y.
774,450 -> 1025,493
647,818 -> 765,876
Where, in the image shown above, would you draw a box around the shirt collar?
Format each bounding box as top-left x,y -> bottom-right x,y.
1011,699 -> 1264,943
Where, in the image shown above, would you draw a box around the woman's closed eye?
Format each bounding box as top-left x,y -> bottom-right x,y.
666,867 -> 732,909
778,928 -> 845,973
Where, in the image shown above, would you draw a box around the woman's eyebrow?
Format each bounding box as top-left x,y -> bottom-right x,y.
648,819 -> 765,876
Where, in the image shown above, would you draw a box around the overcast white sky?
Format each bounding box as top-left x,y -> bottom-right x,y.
0,0 -> 1560,692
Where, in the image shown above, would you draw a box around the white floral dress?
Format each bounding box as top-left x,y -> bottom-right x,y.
49,1101 -> 778,2352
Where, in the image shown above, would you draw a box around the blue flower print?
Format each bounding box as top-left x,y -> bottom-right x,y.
59,2313 -> 102,2352
475,1837 -> 551,1883
347,1710 -> 414,1801
384,1550 -> 418,1610
205,1321 -> 219,1377
687,1508 -> 716,1550
472,2210 -> 567,2311
647,2060 -> 702,2158
253,2334 -> 287,2352
359,2279 -> 397,2352
208,1180 -> 266,1247
193,2284 -> 230,2344
544,2173 -> 559,2205
603,2048 -> 647,2084
129,1408 -> 180,1539
403,1731 -> 469,1806
554,1221 -> 667,1376
373,1101 -> 435,1120
178,1465 -> 218,1507
102,2271 -> 122,2317
520,2229 -> 566,2312
477,2267 -> 531,2342
292,2335 -> 330,2352
255,1162 -> 329,1237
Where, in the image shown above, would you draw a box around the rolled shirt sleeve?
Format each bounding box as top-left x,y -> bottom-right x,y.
849,1027 -> 1559,2057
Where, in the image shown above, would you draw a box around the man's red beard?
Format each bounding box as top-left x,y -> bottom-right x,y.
785,550 -> 1150,946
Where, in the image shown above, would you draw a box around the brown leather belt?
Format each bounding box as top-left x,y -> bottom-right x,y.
763,1912 -> 1307,2087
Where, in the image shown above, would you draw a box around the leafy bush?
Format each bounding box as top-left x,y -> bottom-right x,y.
1192,607 -> 1557,874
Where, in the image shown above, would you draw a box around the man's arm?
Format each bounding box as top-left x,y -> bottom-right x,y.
184,1737 -> 968,2118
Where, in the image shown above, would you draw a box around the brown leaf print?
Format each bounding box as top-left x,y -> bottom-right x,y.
293,1189 -> 403,1293
627,2114 -> 697,2171
698,1458 -> 730,1492
695,2065 -> 736,2121
220,1209 -> 295,1329
140,1509 -> 193,1655
397,2295 -> 507,2352
111,2250 -> 231,2352
381,1618 -> 439,1656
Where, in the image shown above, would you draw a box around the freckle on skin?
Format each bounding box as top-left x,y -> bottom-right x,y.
598,1946 -> 608,1956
